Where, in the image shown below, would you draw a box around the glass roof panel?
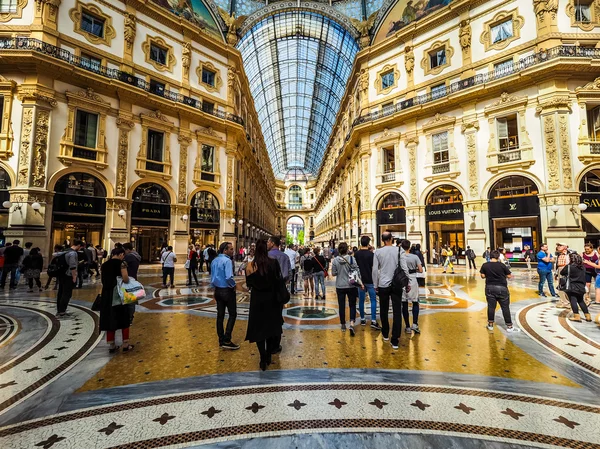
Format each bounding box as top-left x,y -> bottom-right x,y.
237,10 -> 359,179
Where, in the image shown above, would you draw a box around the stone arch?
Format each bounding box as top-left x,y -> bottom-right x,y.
576,165 -> 600,191
188,186 -> 224,212
373,189 -> 409,210
128,178 -> 175,204
420,181 -> 466,206
481,171 -> 545,200
48,167 -> 113,198
0,162 -> 16,188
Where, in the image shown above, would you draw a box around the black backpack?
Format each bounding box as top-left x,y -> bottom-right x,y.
47,252 -> 68,277
391,249 -> 410,294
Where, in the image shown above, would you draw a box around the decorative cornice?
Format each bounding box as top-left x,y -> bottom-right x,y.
16,89 -> 57,108
461,121 -> 480,133
68,88 -> 110,105
535,96 -> 572,114
577,76 -> 600,92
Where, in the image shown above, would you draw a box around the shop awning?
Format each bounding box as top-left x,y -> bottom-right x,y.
582,213 -> 600,232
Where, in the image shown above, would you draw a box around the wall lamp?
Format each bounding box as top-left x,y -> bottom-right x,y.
570,201 -> 587,216
550,204 -> 560,216
118,209 -> 126,220
409,214 -> 416,225
230,218 -> 236,225
181,214 -> 189,222
468,210 -> 476,222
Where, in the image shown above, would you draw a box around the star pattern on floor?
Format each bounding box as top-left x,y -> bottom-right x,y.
153,413 -> 175,425
501,408 -> 524,420
201,406 -> 221,418
98,422 -> 124,436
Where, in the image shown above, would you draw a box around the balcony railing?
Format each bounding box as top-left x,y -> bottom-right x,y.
591,142 -> 600,154
498,148 -> 522,163
382,172 -> 396,182
432,163 -> 450,174
352,46 -> 600,130
0,37 -> 244,127
72,146 -> 97,161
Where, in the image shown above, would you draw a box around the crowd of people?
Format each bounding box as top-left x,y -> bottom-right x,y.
4,233 -> 599,370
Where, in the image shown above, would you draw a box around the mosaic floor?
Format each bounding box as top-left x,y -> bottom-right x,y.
0,264 -> 599,448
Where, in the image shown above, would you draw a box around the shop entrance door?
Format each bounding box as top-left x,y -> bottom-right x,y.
135,228 -> 168,263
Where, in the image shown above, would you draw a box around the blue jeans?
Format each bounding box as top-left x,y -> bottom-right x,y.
537,269 -> 556,296
313,271 -> 325,297
359,283 -> 377,321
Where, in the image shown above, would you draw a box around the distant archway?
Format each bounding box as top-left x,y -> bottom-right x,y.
286,215 -> 305,245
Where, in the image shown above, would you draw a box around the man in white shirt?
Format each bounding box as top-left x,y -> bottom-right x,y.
284,244 -> 299,294
160,245 -> 177,288
372,232 -> 410,349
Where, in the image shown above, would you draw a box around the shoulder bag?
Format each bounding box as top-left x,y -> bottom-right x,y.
274,261 -> 291,304
392,249 -> 410,294
558,265 -> 570,292
313,256 -> 328,277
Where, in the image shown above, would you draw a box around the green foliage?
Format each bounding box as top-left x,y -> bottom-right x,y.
298,229 -> 305,245
286,232 -> 294,246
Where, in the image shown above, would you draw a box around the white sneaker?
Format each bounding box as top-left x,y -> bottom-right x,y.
391,342 -> 399,350
405,327 -> 412,334
382,336 -> 389,341
506,327 -> 521,333
486,324 -> 494,331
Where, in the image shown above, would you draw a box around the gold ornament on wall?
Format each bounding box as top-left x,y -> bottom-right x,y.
480,9 -> 524,52
31,109 -> 49,188
124,13 -> 136,49
404,46 -> 415,73
350,11 -> 377,50
17,107 -> 33,186
459,19 -> 471,52
142,35 -> 176,73
196,61 -> 223,93
544,115 -> 560,190
69,1 -> 116,47
420,40 -> 454,76
218,7 -> 247,46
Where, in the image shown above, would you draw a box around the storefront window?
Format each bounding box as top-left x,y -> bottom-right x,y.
379,192 -> 405,209
133,183 -> 169,203
489,175 -> 537,199
191,191 -> 219,224
426,185 -> 464,264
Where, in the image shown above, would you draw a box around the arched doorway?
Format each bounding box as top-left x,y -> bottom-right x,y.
0,167 -> 11,245
426,185 -> 464,264
580,169 -> 600,246
52,173 -> 107,248
131,183 -> 171,262
488,175 -> 540,259
376,192 -> 406,246
286,216 -> 305,245
190,191 -> 219,247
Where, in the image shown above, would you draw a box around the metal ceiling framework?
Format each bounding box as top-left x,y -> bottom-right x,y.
237,10 -> 359,179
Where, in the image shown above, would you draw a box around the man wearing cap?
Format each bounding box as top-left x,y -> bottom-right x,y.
555,243 -> 571,309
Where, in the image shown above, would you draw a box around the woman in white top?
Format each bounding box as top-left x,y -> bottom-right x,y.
403,242 -> 423,334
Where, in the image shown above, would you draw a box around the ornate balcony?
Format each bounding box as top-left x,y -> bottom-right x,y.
424,159 -> 460,182
578,140 -> 600,164
487,146 -> 534,172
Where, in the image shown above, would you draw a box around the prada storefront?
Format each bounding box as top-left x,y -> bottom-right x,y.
580,169 -> 600,246
426,185 -> 464,264
190,191 -> 220,247
376,192 -> 406,246
131,183 -> 171,262
0,167 -> 11,245
488,176 -> 540,261
52,173 -> 107,247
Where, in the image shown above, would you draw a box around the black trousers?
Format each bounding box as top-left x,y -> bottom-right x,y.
187,267 -> 198,285
162,267 -> 174,286
256,337 -> 278,363
214,287 -> 237,344
568,292 -> 589,315
57,275 -> 74,314
0,264 -> 18,288
485,285 -> 512,325
336,287 -> 358,324
27,277 -> 42,289
468,258 -> 477,269
289,269 -> 296,293
378,286 -> 403,345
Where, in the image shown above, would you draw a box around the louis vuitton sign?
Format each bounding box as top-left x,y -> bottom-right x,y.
376,207 -> 406,224
426,203 -> 464,222
488,196 -> 539,218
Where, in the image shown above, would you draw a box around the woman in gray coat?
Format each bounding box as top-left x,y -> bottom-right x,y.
331,242 -> 362,336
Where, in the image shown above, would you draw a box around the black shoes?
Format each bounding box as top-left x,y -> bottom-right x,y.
271,345 -> 282,354
220,341 -> 240,350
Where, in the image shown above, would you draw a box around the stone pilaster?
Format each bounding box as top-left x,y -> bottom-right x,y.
115,117 -> 134,199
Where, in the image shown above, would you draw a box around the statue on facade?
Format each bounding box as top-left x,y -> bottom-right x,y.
124,13 -> 136,49
218,7 -> 247,46
459,19 -> 471,51
350,11 -> 377,50
404,46 -> 414,73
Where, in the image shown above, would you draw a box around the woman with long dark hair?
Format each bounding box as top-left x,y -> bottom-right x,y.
245,239 -> 283,371
561,253 -> 592,322
100,247 -> 134,353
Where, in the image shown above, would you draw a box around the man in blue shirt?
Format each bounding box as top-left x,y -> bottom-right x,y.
267,236 -> 291,354
537,243 -> 557,297
211,242 -> 239,350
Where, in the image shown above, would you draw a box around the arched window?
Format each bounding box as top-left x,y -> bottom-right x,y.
132,183 -> 170,204
288,185 -> 302,209
379,192 -> 405,210
191,191 -> 219,224
0,167 -> 11,207
580,169 -> 600,193
489,176 -> 538,199
426,185 -> 463,205
55,173 -> 106,197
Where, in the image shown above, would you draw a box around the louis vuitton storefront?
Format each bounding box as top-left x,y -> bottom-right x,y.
488,176 -> 541,259
376,193 -> 406,246
425,185 -> 465,264
51,173 -> 107,248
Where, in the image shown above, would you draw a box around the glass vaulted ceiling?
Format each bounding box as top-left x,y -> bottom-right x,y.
237,11 -> 359,180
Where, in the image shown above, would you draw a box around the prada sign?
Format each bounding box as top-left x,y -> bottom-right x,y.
426,203 -> 464,222
489,196 -> 539,218
132,201 -> 170,221
581,193 -> 600,212
376,208 -> 406,224
54,194 -> 106,215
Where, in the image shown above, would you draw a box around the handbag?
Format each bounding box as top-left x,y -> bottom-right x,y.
184,259 -> 190,269
392,249 -> 410,294
558,265 -> 570,291
117,277 -> 146,304
92,294 -> 102,312
274,262 -> 290,304
313,255 -> 328,277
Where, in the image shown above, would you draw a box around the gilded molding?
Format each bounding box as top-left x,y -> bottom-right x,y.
17,108 -> 33,186
177,136 -> 192,204
422,113 -> 456,133
0,77 -> 17,159
409,144 -> 417,205
32,109 -> 49,188
466,132 -> 478,198
115,118 -> 134,198
226,156 -> 233,209
420,39 -> 454,76
196,61 -> 223,93
136,110 -> 173,180
0,0 -> 27,23
480,9 -> 524,52
404,46 -> 414,73
142,35 -> 176,73
461,120 -> 480,133
182,42 -> 191,80
17,90 -> 57,108
535,96 -> 572,114
558,114 -> 573,190
124,13 -> 136,49
544,115 -> 560,190
533,0 -> 558,22
69,1 -> 116,47
485,92 -> 528,116
459,19 -> 471,52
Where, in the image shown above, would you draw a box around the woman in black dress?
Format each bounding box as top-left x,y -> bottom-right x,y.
100,247 -> 134,353
561,253 -> 592,323
245,239 -> 283,371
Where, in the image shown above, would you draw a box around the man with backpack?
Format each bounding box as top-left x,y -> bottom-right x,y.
54,240 -> 82,318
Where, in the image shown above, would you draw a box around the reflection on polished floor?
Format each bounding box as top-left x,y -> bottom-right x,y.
1,265 -> 599,449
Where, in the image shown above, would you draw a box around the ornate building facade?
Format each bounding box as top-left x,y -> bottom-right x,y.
0,0 -> 278,260
313,0 -> 600,262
